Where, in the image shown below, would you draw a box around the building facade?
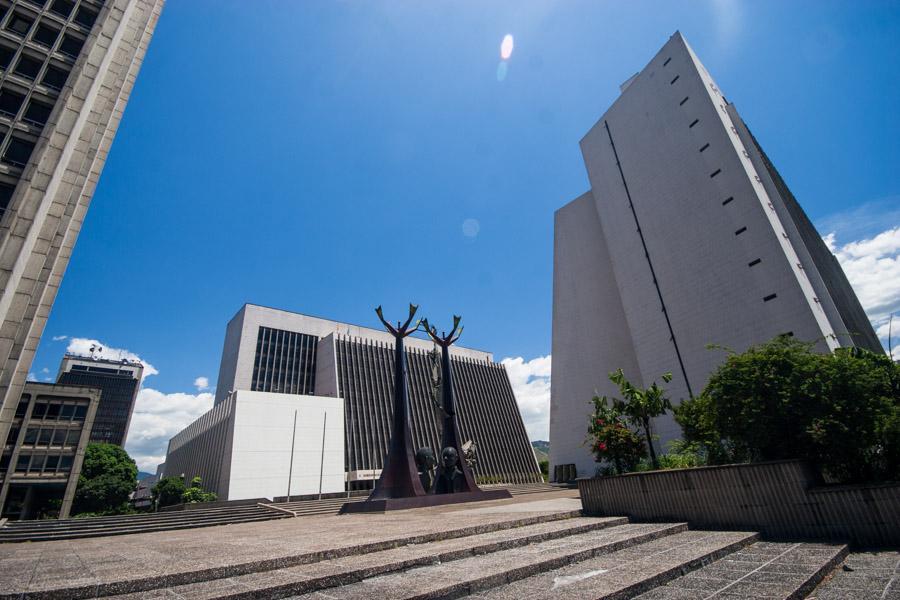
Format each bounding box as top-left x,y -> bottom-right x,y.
56,353 -> 142,445
0,0 -> 162,456
0,380 -> 98,519
208,304 -> 541,488
164,391 -> 344,501
550,32 -> 881,479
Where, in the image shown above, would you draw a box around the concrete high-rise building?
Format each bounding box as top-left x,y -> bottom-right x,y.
201,304 -> 541,488
0,0 -> 162,453
56,353 -> 143,445
550,32 -> 881,479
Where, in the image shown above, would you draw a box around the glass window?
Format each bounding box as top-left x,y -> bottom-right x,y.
14,55 -> 42,80
45,455 -> 59,470
59,404 -> 74,419
65,429 -> 80,445
33,22 -> 59,48
38,428 -> 52,445
6,13 -> 34,37
73,7 -> 97,29
58,34 -> 84,58
51,429 -> 67,445
5,427 -> 19,445
27,455 -> 44,472
23,428 -> 38,444
31,403 -> 47,419
50,0 -> 74,19
14,399 -> 28,418
58,454 -> 73,471
0,88 -> 26,118
73,405 -> 87,421
0,46 -> 15,71
15,454 -> 30,472
0,453 -> 10,471
41,64 -> 68,90
44,403 -> 61,419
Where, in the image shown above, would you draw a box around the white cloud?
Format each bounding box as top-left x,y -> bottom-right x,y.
26,372 -> 37,382
193,376 -> 210,391
65,337 -> 158,379
826,226 -> 900,358
52,335 -> 68,342
125,388 -> 214,473
501,355 -> 551,441
709,0 -> 742,53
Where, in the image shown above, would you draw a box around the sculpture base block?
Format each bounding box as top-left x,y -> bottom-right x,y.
339,489 -> 512,514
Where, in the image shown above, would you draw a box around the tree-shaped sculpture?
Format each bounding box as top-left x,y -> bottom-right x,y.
422,315 -> 479,494
369,304 -> 427,500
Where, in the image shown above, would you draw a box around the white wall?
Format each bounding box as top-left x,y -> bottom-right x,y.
228,391 -> 344,500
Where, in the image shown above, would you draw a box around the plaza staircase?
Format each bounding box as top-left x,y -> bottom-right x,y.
6,510 -> 869,599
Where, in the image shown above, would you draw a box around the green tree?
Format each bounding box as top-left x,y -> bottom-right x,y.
607,369 -> 673,470
151,476 -> 186,508
181,476 -> 217,504
72,443 -> 138,515
676,335 -> 900,483
587,394 -> 645,474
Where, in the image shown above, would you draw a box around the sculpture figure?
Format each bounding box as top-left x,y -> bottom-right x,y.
434,446 -> 465,494
422,316 -> 479,494
415,447 -> 437,492
369,304 -> 427,500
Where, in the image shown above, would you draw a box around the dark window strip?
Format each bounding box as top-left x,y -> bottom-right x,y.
689,119 -> 699,128
670,75 -> 679,84
710,168 -> 721,178
722,196 -> 734,205
748,258 -> 761,267
663,57 -> 671,66
735,226 -> 747,235
679,96 -> 689,106
763,293 -> 777,302
699,143 -> 710,152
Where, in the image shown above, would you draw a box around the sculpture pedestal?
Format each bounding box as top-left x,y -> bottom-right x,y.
339,489 -> 512,514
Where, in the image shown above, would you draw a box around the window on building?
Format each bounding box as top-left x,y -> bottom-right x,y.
41,63 -> 68,90
699,143 -> 710,152
73,6 -> 97,29
689,119 -> 699,128
2,136 -> 36,168
45,403 -> 61,419
14,398 -> 28,418
45,455 -> 59,470
38,428 -> 52,445
31,403 -> 47,419
722,196 -> 734,206
679,96 -> 689,106
59,454 -> 73,471
735,226 -> 747,235
6,13 -> 34,37
0,88 -> 26,118
763,293 -> 778,302
15,454 -> 30,472
51,429 -> 67,445
710,169 -> 722,178
65,429 -> 80,445
748,258 -> 761,267
14,55 -> 43,80
58,34 -> 84,58
23,428 -> 38,444
49,0 -> 75,19
72,405 -> 87,421
59,404 -> 74,419
27,455 -> 44,472
5,427 -> 19,446
33,22 -> 60,47
0,453 -> 10,471
0,45 -> 15,70
670,75 -> 679,84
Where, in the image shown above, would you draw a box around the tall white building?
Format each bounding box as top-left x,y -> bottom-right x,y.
0,0 -> 162,452
550,32 -> 880,479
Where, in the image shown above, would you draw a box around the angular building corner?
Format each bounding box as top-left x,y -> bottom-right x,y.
0,0 -> 163,448
550,31 -> 881,479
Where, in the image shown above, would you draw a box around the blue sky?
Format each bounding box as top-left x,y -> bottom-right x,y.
25,1 -> 900,470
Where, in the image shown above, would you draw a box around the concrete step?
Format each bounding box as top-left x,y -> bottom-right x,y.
14,510 -> 585,599
470,529 -> 759,600
807,550 -> 900,600
636,540 -> 847,599
103,517 -> 644,600
270,522 -> 693,600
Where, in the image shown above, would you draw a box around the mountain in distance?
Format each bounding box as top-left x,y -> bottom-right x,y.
531,440 -> 549,462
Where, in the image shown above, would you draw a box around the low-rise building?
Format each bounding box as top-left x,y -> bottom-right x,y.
0,382 -> 99,519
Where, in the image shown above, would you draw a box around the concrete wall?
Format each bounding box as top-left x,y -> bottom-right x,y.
578,460 -> 900,549
164,391 -> 344,500
228,391 -> 344,500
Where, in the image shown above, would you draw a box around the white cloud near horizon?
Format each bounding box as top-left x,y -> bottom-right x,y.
65,337 -> 159,379
125,388 -> 214,473
193,376 -> 210,391
51,335 -> 68,341
501,355 -> 551,441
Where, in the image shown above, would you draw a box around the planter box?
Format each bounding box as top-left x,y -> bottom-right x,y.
578,459 -> 900,549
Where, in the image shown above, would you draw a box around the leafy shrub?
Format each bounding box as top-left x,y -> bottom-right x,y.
676,336 -> 899,483
587,395 -> 646,475
152,476 -> 186,508
181,476 -> 217,504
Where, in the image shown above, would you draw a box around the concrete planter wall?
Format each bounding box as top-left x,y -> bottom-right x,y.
578,459 -> 900,549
